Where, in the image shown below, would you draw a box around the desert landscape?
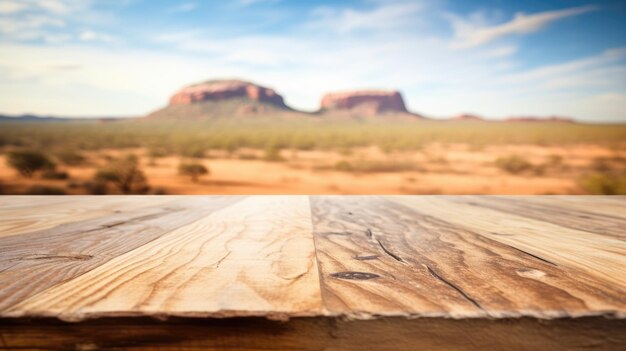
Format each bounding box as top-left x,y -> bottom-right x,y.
1,2 -> 626,349
1,79 -> 625,195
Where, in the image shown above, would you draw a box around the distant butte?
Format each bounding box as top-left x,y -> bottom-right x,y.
169,79 -> 287,108
141,78 -> 577,122
145,79 -> 299,120
320,90 -> 414,116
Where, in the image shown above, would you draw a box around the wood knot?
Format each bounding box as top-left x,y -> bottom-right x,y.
20,254 -> 93,261
330,272 -> 380,280
322,231 -> 352,236
353,255 -> 379,261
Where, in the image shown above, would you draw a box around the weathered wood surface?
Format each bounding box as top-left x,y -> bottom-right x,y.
311,196 -> 626,318
5,196 -> 322,320
0,195 -> 624,350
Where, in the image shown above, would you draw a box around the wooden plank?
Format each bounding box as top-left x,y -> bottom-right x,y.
519,196 -> 626,220
0,196 -> 244,313
0,195 -> 73,209
388,196 -> 626,290
310,196 -> 483,317
446,196 -> 626,240
1,316 -> 624,351
0,196 -> 179,238
6,196 -> 323,320
0,195 -> 624,350
311,196 -> 626,318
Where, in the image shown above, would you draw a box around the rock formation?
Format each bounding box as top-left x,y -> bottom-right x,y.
169,79 -> 287,108
320,90 -> 409,115
146,79 -> 297,120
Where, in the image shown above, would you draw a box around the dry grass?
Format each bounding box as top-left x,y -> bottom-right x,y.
0,119 -> 624,195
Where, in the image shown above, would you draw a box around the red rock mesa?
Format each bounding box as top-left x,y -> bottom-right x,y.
320,90 -> 408,114
169,79 -> 287,108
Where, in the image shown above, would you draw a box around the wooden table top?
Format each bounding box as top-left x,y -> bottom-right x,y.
0,195 -> 624,322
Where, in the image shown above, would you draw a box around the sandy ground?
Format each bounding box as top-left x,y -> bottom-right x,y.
0,143 -> 623,195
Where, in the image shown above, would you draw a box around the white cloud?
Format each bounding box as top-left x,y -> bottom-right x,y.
79,29 -> 114,42
0,15 -> 65,34
0,1 -> 29,14
6,0 -> 94,15
450,6 -> 596,48
0,0 -> 118,44
309,1 -> 427,33
36,0 -> 71,14
238,0 -> 281,6
500,47 -> 626,87
169,2 -> 197,13
482,45 -> 518,58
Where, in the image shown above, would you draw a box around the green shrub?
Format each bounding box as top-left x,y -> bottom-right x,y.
148,147 -> 169,158
580,172 -> 626,195
95,155 -> 149,194
55,150 -> 86,166
334,160 -> 353,172
1,119 -> 625,153
495,155 -> 533,174
263,145 -> 285,162
333,159 -> 419,173
42,169 -> 70,180
152,187 -> 168,195
178,162 -> 209,182
178,145 -> 207,158
7,150 -> 55,177
66,181 -> 81,189
84,180 -> 108,195
237,153 -> 259,160
590,157 -> 612,173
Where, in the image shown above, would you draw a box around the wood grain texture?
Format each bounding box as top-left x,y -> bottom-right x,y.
311,196 -> 626,318
445,196 -> 626,240
389,196 -> 626,291
0,195 -> 624,350
6,196 -> 322,320
310,195 -> 483,317
0,196 -> 244,313
0,196 -> 177,238
520,196 -> 626,220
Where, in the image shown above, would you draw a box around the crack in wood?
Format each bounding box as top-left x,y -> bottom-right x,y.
85,209 -> 185,232
489,232 -> 515,236
426,265 -> 485,311
507,246 -> 558,266
376,239 -> 405,263
214,251 -> 231,268
330,272 -> 380,280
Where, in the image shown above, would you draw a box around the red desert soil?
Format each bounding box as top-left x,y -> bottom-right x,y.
1,143 -> 621,195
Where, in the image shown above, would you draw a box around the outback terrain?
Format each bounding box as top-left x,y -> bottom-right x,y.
1,79 -> 625,195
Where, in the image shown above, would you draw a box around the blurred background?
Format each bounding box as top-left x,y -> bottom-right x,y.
0,0 -> 625,195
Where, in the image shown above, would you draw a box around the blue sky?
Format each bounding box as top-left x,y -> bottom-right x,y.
0,0 -> 625,121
